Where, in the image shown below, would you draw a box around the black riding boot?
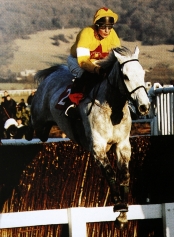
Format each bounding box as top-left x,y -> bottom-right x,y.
64,74 -> 87,119
64,72 -> 101,119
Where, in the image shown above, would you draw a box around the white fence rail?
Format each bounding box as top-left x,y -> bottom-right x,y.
0,89 -> 36,98
140,84 -> 174,136
0,203 -> 174,237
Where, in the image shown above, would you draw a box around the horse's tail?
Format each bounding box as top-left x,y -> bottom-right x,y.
34,65 -> 60,84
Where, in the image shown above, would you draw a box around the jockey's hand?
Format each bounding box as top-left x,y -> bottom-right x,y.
94,67 -> 107,78
99,67 -> 107,79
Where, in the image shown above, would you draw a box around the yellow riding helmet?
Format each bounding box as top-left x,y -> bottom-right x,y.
93,7 -> 118,24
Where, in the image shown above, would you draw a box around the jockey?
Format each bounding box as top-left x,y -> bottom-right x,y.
65,7 -> 121,118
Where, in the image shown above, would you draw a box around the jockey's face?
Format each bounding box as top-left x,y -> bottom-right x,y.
98,25 -> 113,38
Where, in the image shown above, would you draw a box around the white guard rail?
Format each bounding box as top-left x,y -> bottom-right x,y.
0,89 -> 36,97
154,87 -> 174,135
148,84 -> 174,135
0,203 -> 174,237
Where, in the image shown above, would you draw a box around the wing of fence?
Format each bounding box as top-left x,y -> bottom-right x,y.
135,84 -> 174,136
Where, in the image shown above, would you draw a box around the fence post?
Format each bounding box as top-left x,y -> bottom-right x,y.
162,203 -> 174,237
67,207 -> 86,237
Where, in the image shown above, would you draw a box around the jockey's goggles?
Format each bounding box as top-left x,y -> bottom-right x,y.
96,24 -> 114,30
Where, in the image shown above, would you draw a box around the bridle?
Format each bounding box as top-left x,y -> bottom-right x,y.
120,59 -> 147,97
87,58 -> 147,116
107,59 -> 147,100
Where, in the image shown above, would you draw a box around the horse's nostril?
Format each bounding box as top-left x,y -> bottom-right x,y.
139,104 -> 149,114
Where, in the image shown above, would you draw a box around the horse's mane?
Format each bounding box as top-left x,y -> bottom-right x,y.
114,46 -> 132,57
96,50 -> 115,69
96,46 -> 132,69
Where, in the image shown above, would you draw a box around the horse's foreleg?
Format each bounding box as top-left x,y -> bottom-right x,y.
99,162 -> 121,203
113,139 -> 131,229
95,156 -> 127,212
96,155 -> 128,230
116,136 -> 131,182
93,140 -> 129,230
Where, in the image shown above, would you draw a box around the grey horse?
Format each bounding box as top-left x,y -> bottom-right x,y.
26,46 -> 150,229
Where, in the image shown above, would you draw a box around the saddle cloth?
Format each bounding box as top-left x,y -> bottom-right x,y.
55,85 -> 72,110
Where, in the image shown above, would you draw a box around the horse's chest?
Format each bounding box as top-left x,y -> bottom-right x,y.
88,101 -> 131,145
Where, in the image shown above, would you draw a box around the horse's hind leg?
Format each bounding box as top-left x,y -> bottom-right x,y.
25,125 -> 34,141
35,121 -> 55,142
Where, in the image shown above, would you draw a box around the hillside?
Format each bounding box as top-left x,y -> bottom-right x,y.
1,29 -> 172,89
8,29 -> 174,72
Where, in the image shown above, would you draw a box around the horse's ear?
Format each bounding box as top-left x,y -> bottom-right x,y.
113,50 -> 124,64
134,46 -> 139,58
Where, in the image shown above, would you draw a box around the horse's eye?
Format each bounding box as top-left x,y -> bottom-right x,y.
123,74 -> 129,80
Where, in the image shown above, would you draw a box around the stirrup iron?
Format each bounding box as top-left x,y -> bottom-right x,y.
65,104 -> 76,116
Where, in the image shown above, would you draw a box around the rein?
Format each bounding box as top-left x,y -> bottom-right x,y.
87,82 -> 102,116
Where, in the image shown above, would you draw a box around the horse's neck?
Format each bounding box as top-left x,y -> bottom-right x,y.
106,62 -> 127,108
91,62 -> 126,107
95,63 -> 127,126
108,61 -> 120,86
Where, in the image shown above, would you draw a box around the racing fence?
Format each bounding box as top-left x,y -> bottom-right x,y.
1,137 -> 174,236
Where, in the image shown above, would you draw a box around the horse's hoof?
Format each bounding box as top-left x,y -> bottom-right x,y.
115,218 -> 128,230
113,202 -> 128,212
25,127 -> 34,141
40,136 -> 48,142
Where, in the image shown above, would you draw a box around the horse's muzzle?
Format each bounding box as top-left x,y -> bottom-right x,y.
139,103 -> 150,115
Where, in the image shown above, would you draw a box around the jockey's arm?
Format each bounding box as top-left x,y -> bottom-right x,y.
70,26 -> 120,74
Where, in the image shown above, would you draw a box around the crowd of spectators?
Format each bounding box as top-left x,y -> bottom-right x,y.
0,90 -> 36,140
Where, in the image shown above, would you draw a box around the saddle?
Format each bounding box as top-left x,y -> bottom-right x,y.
55,71 -> 102,110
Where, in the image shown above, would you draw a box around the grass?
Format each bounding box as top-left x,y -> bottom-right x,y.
5,29 -> 80,74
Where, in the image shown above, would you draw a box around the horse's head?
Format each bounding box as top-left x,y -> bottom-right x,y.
113,46 -> 150,116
